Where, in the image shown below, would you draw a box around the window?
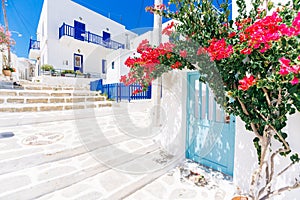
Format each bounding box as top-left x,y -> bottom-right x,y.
112,61 -> 114,69
42,22 -> 44,38
102,59 -> 107,74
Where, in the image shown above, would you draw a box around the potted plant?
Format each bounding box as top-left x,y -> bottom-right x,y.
40,64 -> 54,75
121,0 -> 300,199
62,69 -> 75,77
75,70 -> 84,78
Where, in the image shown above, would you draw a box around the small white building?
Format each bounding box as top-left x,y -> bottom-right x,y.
28,0 -> 137,79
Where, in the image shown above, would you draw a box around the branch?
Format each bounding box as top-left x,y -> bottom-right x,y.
276,88 -> 282,108
258,148 -> 290,198
262,87 -> 271,106
254,109 -> 290,154
260,181 -> 300,200
278,162 -> 295,177
237,97 -> 263,141
269,124 -> 291,153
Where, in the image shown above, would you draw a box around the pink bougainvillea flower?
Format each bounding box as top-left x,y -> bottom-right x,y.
162,21 -> 175,36
292,12 -> 300,31
120,75 -> 127,83
205,38 -> 233,61
171,61 -> 182,69
137,39 -> 150,53
166,53 -> 172,59
298,55 -> 300,60
228,32 -> 236,38
279,67 -> 290,76
240,48 -> 252,55
197,47 -> 206,55
156,4 -> 166,10
180,50 -> 187,58
241,12 -> 283,53
290,77 -> 299,85
290,65 -> 300,74
238,75 -> 256,91
132,89 -> 143,95
279,57 -> 291,68
239,33 -> 248,42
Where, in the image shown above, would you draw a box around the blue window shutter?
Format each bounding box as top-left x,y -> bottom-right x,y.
102,59 -> 107,74
103,31 -> 111,41
74,20 -> 85,41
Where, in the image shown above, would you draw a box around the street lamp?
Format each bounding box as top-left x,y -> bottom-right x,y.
10,30 -> 22,37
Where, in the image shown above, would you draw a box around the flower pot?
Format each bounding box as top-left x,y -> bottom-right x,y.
2,69 -> 12,77
232,196 -> 248,200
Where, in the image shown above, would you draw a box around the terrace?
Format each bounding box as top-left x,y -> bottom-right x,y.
58,23 -> 125,50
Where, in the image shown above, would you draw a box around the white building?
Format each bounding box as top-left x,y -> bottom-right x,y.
28,0 -> 137,79
104,22 -> 171,84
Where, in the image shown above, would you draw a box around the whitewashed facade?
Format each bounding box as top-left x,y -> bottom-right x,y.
0,50 -> 34,80
157,1 -> 300,198
104,22 -> 172,84
28,0 -> 136,79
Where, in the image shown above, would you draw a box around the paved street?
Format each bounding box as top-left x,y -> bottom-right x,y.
0,101 -> 235,199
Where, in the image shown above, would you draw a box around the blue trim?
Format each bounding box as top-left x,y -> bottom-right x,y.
186,72 -> 235,176
28,39 -> 40,53
59,23 -> 125,50
74,20 -> 85,41
90,81 -> 152,102
102,59 -> 107,74
74,53 -> 83,72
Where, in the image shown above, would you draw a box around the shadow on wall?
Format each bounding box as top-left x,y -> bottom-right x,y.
156,71 -> 187,158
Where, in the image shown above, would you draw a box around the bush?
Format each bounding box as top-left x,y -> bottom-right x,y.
61,70 -> 75,74
41,64 -> 54,71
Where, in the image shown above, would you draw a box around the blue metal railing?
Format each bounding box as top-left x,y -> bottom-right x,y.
28,39 -> 40,52
59,23 -> 74,38
59,23 -> 125,50
90,80 -> 152,102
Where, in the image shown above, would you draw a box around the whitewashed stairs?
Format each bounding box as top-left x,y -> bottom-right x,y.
0,84 -> 112,112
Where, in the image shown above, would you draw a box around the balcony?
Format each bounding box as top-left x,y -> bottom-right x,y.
59,23 -> 125,50
28,39 -> 41,60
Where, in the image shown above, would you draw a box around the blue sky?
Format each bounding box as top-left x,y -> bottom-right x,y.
1,0 -> 169,58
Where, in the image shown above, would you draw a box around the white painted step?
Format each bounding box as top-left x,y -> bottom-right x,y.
0,101 -> 112,112
0,89 -> 101,97
37,148 -> 181,200
0,138 -> 159,200
0,96 -> 105,104
0,133 -> 130,175
22,85 -> 88,91
0,106 -> 115,127
0,111 -> 144,174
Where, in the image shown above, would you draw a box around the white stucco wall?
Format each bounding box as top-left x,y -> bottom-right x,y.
105,48 -> 132,84
234,113 -> 300,199
155,71 -> 187,159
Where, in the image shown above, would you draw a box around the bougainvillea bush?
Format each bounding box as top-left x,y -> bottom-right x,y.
121,0 -> 300,199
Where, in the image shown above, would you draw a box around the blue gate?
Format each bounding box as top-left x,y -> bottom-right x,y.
90,80 -> 151,102
186,72 -> 235,176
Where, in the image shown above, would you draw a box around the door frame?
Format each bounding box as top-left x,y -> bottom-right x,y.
74,53 -> 83,73
186,71 -> 236,176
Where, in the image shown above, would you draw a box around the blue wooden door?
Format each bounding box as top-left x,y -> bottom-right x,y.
74,53 -> 83,72
186,72 -> 235,176
74,20 -> 85,41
